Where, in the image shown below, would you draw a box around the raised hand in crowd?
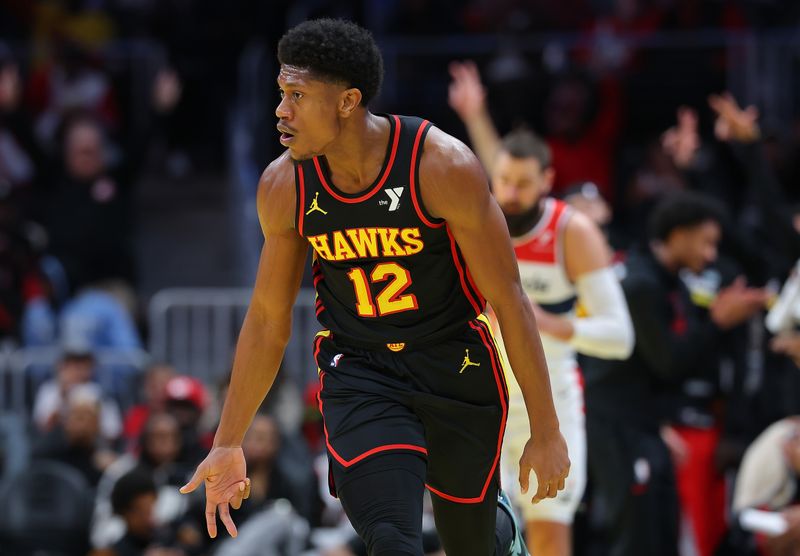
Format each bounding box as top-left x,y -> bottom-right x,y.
447,60 -> 487,123
709,276 -> 769,330
661,106 -> 700,169
447,60 -> 502,171
709,92 -> 760,143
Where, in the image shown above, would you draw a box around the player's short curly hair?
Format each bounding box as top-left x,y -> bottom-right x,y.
278,18 -> 383,105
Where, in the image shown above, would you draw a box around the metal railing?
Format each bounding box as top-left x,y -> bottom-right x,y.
0,345 -> 150,414
148,287 -> 320,387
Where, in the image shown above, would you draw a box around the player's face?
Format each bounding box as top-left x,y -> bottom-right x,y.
491,152 -> 553,215
276,65 -> 347,161
674,220 -> 721,273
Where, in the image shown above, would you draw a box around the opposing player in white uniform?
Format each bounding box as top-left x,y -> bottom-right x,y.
449,62 -> 634,556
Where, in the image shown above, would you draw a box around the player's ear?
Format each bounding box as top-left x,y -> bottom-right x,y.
339,88 -> 362,117
542,167 -> 555,196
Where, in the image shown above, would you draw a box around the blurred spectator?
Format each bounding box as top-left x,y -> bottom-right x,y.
0,190 -> 47,340
238,413 -> 319,525
123,364 -> 177,451
33,112 -> 135,290
181,413 -> 320,555
27,34 -> 119,154
103,468 -> 186,556
448,60 -> 622,200
732,417 -> 800,556
34,382 -> 118,487
24,277 -> 142,350
33,344 -> 123,441
559,180 -> 631,255
92,412 -> 192,550
583,191 -> 767,556
164,375 -> 212,467
0,43 -> 45,212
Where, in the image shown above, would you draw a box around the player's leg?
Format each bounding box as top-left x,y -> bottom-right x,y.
413,316 -> 521,554
314,334 -> 430,555
336,453 -> 427,556
522,385 -> 586,556
429,484 -> 521,556
526,521 -> 571,556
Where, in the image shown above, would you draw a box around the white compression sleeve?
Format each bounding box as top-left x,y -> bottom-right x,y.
569,266 -> 635,359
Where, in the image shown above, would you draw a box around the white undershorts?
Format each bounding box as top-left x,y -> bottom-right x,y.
500,362 -> 586,524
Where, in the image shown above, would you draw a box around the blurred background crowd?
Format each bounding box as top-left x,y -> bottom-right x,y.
0,0 -> 800,555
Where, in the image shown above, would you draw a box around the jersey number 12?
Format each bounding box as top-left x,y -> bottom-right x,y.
347,262 -> 418,317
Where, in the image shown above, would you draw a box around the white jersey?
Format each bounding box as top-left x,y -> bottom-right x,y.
512,198 -> 582,395
501,198 -> 586,524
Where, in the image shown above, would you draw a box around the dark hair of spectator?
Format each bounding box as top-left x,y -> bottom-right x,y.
648,191 -> 726,241
277,18 -> 384,105
111,469 -> 156,515
501,128 -> 552,168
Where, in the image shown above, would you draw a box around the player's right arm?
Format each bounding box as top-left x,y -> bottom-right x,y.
180,153 -> 308,538
448,60 -> 503,173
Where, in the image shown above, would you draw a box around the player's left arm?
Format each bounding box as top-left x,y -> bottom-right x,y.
535,211 -> 635,359
419,126 -> 569,503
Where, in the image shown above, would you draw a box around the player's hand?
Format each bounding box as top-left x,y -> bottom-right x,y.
518,430 -> 570,504
179,446 -> 251,538
448,60 -> 487,123
709,92 -> 760,143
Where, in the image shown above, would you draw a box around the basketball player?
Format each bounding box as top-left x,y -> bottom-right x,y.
180,19 -> 569,556
450,67 -> 634,556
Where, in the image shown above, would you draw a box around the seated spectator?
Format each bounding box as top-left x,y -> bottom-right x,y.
123,364 -> 177,451
164,375 -> 212,467
33,343 -> 123,441
180,413 -> 319,555
33,112 -> 134,290
103,469 -> 186,556
26,279 -> 142,348
92,412 -> 191,550
239,413 -> 319,524
733,417 -> 800,556
34,383 -> 118,487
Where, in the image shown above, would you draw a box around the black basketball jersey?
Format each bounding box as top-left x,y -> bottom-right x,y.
293,115 -> 485,348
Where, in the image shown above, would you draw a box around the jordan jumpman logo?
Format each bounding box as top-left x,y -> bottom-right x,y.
306,192 -> 328,215
459,349 -> 481,373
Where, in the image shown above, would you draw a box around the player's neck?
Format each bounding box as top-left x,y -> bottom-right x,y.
321,111 -> 391,195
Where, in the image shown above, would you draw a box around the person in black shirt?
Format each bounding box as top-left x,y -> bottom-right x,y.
108,469 -> 185,556
584,191 -> 767,556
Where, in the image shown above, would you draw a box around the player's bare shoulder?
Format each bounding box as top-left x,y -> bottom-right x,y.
417,125 -> 489,220
257,151 -> 298,235
563,208 -> 613,278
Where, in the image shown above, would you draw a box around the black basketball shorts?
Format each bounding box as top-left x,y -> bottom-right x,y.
314,314 -> 510,504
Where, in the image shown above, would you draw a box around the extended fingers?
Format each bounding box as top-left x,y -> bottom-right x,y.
205,500 -> 218,538
218,502 -> 238,538
518,462 -> 532,494
180,465 -> 205,494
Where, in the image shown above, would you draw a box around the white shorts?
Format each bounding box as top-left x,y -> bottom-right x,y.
500,362 -> 586,525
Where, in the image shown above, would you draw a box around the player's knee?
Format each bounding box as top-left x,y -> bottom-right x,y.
365,522 -> 423,556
